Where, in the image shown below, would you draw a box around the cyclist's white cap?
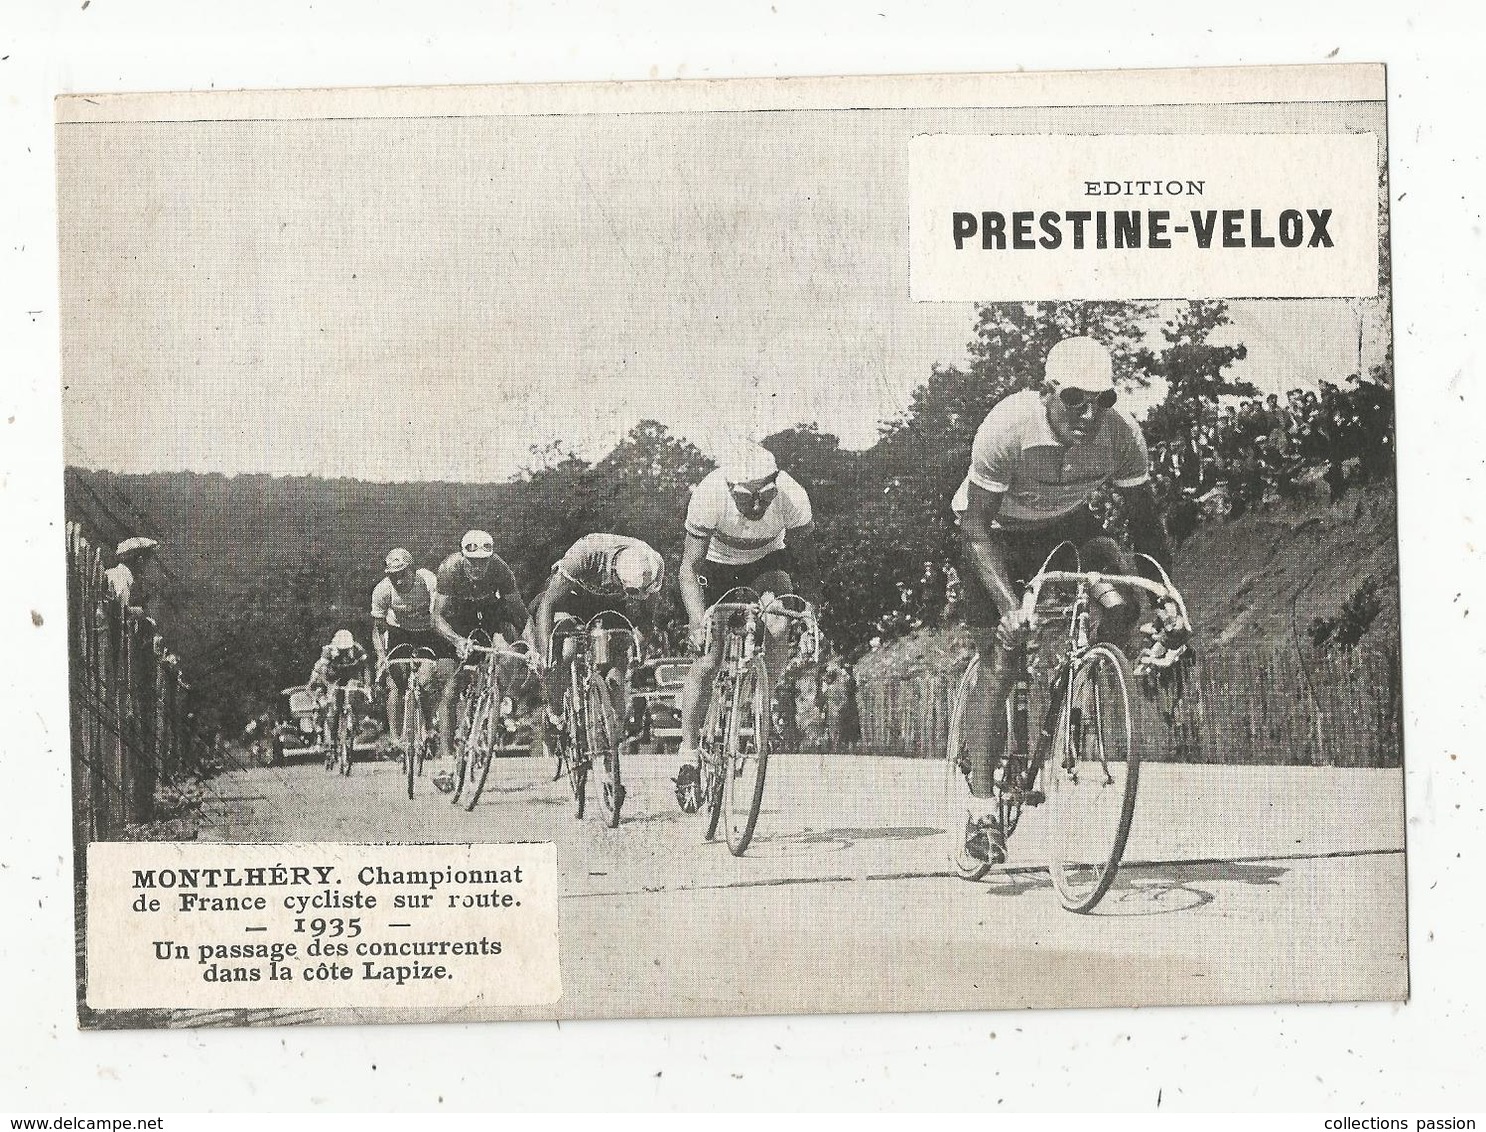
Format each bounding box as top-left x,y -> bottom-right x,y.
1045,336 -> 1115,393
615,544 -> 665,596
116,536 -> 159,558
461,529 -> 495,559
719,442 -> 777,484
384,547 -> 413,573
331,629 -> 355,650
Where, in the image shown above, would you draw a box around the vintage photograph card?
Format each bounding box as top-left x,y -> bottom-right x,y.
58,64 -> 1403,1027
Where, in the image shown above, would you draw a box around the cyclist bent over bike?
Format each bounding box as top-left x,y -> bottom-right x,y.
674,442 -> 818,809
954,337 -> 1171,864
531,533 -> 665,753
309,629 -> 374,753
429,529 -> 531,788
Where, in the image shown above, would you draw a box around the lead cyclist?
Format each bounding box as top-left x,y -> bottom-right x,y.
953,337 -> 1176,865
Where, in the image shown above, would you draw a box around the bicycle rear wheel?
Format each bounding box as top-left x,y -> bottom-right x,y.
586,674 -> 625,828
943,655 -> 991,881
722,654 -> 769,856
1045,644 -> 1139,913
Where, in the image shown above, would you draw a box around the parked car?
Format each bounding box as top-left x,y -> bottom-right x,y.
627,655 -> 692,753
269,684 -> 325,763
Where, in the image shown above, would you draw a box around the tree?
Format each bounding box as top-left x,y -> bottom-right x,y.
1136,300 -> 1253,408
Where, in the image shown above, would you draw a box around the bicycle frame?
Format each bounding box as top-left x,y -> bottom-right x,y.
549,610 -> 638,825
695,589 -> 820,854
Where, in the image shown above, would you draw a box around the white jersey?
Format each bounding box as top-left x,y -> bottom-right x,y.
370,568 -> 438,631
684,468 -> 813,566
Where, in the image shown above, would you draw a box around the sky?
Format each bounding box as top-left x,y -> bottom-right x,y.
57,101 -> 1388,481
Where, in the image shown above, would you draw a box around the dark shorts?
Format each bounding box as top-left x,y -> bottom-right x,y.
385,624 -> 455,663
696,549 -> 794,603
444,604 -> 523,642
958,506 -> 1126,629
527,587 -> 629,628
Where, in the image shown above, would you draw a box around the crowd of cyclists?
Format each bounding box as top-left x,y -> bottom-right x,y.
294,440 -> 821,807
1144,373 -> 1395,526
269,339 -> 1387,860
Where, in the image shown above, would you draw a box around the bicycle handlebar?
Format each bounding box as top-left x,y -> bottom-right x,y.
704,593 -> 822,658
463,639 -> 538,670
1020,569 -> 1192,633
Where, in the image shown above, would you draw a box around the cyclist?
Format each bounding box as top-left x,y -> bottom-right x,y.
531,534 -> 665,777
370,547 -> 449,755
429,529 -> 530,788
308,628 -> 374,754
952,336 -> 1173,865
673,441 -> 817,810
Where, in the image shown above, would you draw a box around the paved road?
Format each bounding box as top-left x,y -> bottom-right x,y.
184,747 -> 1408,1022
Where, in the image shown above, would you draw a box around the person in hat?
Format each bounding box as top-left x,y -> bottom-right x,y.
530,534 -> 666,786
950,336 -> 1174,866
370,548 -> 448,753
429,530 -> 530,781
308,628 -> 373,756
671,441 -> 818,812
105,536 -> 159,617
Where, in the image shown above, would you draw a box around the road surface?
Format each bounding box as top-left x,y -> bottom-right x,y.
163,746 -> 1406,1024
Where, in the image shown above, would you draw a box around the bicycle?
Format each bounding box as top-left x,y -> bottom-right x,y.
450,634 -> 537,812
546,611 -> 638,827
689,590 -> 819,856
944,550 -> 1192,913
380,644 -> 439,801
322,682 -> 372,778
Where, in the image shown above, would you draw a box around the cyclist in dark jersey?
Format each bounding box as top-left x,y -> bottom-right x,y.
429,529 -> 530,781
308,629 -> 373,753
530,533 -> 665,748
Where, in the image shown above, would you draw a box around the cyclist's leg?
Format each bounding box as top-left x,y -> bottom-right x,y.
956,533 -> 1018,797
1078,521 -> 1140,647
679,624 -> 723,754
545,613 -> 581,726
435,656 -> 462,763
385,666 -> 405,747
749,563 -> 794,700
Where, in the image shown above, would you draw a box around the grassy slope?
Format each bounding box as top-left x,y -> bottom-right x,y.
860,476 -> 1400,680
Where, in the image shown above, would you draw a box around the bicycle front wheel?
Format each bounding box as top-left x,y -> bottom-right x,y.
403,691 -> 420,800
1045,644 -> 1139,913
586,674 -> 625,828
464,684 -> 498,812
943,655 -> 991,881
722,654 -> 770,856
338,711 -> 354,777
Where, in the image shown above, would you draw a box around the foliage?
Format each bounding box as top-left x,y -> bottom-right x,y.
69,298 -> 1379,727
1309,578 -> 1385,653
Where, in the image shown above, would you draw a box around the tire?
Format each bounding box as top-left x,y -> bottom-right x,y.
450,682 -> 477,804
402,689 -> 421,800
463,684 -> 499,812
338,710 -> 354,777
564,688 -> 588,820
722,654 -> 770,856
586,674 -> 625,828
701,685 -> 725,842
1045,644 -> 1139,913
944,655 -> 991,881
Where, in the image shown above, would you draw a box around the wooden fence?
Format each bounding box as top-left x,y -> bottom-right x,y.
856,642 -> 1401,768
67,522 -> 198,841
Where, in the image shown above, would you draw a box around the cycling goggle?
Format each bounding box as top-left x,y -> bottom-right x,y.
729,475 -> 780,510
1058,386 -> 1118,411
